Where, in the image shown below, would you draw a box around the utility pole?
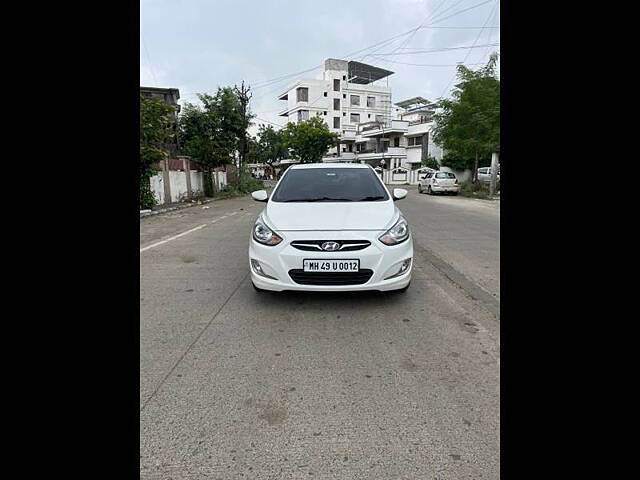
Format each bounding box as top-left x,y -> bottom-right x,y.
489,149 -> 499,197
235,81 -> 252,187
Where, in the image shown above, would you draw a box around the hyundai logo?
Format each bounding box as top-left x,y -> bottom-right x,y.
321,241 -> 340,251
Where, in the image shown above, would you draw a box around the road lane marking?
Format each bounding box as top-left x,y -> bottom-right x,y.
141,211 -> 247,252
140,224 -> 208,252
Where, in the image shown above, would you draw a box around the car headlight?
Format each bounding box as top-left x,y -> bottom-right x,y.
379,216 -> 410,245
253,216 -> 283,246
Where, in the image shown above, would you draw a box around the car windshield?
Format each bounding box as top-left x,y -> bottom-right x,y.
435,172 -> 456,179
271,167 -> 389,202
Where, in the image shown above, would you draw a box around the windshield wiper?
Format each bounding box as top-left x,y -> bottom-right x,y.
283,197 -> 353,202
358,196 -> 386,201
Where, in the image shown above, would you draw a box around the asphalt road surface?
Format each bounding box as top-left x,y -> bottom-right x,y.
140,187 -> 500,479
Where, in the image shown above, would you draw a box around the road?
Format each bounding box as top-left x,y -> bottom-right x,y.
140,188 -> 500,479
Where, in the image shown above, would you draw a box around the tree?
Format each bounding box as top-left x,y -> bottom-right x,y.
140,95 -> 175,208
254,124 -> 288,177
422,155 -> 440,170
281,117 -> 339,163
179,88 -> 244,195
433,53 -> 500,182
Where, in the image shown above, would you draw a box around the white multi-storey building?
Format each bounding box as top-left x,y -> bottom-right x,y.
276,58 -> 449,184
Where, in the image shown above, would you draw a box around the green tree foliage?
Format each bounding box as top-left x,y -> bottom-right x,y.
281,117 -> 339,163
140,95 -> 175,208
179,89 -> 244,170
433,53 -> 500,181
179,88 -> 248,195
254,124 -> 288,175
422,155 -> 440,170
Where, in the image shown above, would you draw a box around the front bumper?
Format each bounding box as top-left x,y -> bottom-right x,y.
249,230 -> 413,292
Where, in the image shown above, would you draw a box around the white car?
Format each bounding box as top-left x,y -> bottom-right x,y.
477,167 -> 500,183
248,163 -> 413,293
418,171 -> 459,195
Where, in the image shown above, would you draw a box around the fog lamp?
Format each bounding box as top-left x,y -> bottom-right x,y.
384,258 -> 412,280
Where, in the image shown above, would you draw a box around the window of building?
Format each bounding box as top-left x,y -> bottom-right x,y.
333,117 -> 340,128
408,135 -> 422,146
350,113 -> 360,124
343,94 -> 346,99
298,110 -> 309,122
367,96 -> 376,108
342,75 -> 346,80
333,98 -> 340,110
351,95 -> 360,106
333,79 -> 340,91
368,114 -> 371,118
394,137 -> 400,147
375,115 -> 384,123
343,112 -> 346,116
296,87 -> 308,102
324,111 -> 327,116
323,92 -> 327,97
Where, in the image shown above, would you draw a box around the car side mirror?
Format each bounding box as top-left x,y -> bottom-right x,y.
392,188 -> 408,201
251,190 -> 269,202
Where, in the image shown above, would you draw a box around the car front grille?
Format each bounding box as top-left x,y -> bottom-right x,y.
288,269 -> 374,286
290,240 -> 371,252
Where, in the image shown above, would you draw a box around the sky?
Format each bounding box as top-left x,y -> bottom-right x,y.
140,0 -> 500,136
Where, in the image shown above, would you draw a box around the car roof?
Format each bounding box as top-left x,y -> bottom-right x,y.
289,163 -> 371,169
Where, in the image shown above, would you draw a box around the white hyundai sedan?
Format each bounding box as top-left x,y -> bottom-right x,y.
248,163 -> 413,293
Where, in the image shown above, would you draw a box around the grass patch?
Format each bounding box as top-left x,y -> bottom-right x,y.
459,181 -> 492,199
214,178 -> 271,200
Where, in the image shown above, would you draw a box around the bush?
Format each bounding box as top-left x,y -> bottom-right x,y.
422,155 -> 440,170
140,177 -> 157,209
237,176 -> 264,194
459,180 -> 491,199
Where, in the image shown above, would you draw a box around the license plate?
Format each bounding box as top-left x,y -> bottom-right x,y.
303,259 -> 360,273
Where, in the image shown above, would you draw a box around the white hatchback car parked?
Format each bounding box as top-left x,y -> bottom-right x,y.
248,163 -> 413,293
477,167 -> 500,183
418,171 -> 459,195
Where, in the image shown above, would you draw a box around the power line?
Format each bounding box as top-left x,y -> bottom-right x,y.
372,59 -> 486,67
249,0 -> 497,111
425,0 -> 493,25
141,35 -> 158,86
380,0 -> 451,60
478,1 -> 500,63
438,0 -> 498,99
254,117 -> 285,129
368,42 -> 499,56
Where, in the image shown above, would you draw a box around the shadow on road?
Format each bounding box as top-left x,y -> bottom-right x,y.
251,288 -> 408,310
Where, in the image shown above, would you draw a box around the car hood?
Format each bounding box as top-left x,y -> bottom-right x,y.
264,200 -> 398,231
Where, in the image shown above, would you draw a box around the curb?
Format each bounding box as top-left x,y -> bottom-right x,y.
140,197 -> 218,218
